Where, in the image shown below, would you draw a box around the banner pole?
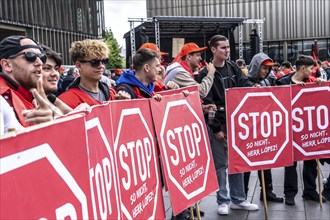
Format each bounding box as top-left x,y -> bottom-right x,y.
317,159 -> 323,208
195,203 -> 201,220
261,170 -> 268,220
189,207 -> 194,220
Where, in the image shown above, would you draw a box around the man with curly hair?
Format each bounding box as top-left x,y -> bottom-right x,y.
59,39 -> 129,108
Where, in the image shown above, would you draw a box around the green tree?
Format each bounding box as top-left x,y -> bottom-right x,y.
105,28 -> 124,69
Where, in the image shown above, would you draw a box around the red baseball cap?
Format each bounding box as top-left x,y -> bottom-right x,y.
140,43 -> 169,56
180,43 -> 208,57
262,59 -> 276,66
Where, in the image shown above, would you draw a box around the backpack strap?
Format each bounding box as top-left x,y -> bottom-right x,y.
115,83 -> 137,99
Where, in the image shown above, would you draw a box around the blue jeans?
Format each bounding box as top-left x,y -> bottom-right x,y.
207,126 -> 246,205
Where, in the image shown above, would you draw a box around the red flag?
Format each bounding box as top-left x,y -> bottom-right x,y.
311,39 -> 320,78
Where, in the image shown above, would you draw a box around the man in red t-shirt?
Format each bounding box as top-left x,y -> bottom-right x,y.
59,39 -> 129,108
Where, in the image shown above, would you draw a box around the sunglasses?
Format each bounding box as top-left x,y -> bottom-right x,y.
79,58 -> 109,68
8,51 -> 47,63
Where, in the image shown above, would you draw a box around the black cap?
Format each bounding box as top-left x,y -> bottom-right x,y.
0,35 -> 42,60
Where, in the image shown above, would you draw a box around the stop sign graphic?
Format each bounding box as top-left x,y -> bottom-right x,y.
150,92 -> 218,215
291,83 -> 330,161
0,116 -> 91,219
1,144 -> 88,219
85,104 -> 121,220
160,99 -> 211,198
228,87 -> 293,173
112,100 -> 164,219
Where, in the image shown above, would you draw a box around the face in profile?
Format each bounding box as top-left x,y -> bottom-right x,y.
145,57 -> 162,83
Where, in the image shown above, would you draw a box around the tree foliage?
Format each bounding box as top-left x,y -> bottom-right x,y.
105,28 -> 124,69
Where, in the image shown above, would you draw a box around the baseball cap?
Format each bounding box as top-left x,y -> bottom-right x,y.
261,59 -> 276,66
179,43 -> 207,57
0,35 -> 42,60
140,43 -> 169,56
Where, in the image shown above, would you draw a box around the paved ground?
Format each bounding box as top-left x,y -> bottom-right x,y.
163,162 -> 330,220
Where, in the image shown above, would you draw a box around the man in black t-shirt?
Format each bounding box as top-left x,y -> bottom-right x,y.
196,35 -> 257,216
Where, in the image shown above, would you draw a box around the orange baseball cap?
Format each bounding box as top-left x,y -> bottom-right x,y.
180,43 -> 208,57
140,43 -> 169,56
262,59 -> 276,66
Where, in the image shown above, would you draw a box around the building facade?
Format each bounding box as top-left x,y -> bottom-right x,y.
0,0 -> 105,64
146,0 -> 330,64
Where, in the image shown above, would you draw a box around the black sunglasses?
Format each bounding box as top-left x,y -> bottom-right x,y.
79,58 -> 109,68
8,51 -> 47,63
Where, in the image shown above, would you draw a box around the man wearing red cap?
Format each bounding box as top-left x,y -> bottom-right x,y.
165,42 -> 215,98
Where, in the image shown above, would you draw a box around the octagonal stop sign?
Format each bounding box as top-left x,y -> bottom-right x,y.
150,91 -> 218,215
0,116 -> 91,220
291,83 -> 330,161
111,99 -> 165,220
227,87 -> 293,174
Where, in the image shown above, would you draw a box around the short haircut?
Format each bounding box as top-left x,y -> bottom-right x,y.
295,55 -> 316,70
281,61 -> 292,69
69,39 -> 109,63
41,45 -> 62,67
209,35 -> 228,48
133,48 -> 160,71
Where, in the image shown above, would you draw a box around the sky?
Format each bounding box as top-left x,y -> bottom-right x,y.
104,0 -> 147,49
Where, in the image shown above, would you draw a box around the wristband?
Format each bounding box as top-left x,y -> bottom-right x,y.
47,94 -> 57,104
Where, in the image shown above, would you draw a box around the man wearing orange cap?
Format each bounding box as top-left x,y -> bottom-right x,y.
140,42 -> 169,56
164,42 -> 215,98
140,42 -> 179,92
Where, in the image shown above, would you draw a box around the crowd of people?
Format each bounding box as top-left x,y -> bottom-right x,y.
0,34 -> 329,220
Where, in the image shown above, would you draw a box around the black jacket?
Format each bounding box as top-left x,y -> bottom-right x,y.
196,60 -> 251,133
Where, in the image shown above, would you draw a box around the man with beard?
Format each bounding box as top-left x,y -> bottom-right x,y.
0,35 -> 53,127
165,42 -> 215,99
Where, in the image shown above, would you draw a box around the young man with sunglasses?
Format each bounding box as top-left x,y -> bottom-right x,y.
59,39 -> 129,108
0,35 -> 53,127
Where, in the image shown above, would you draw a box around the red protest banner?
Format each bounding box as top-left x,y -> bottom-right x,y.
85,104 -> 122,219
110,99 -> 165,219
156,85 -> 198,96
291,82 -> 330,161
0,115 -> 91,220
227,86 -> 293,174
150,91 -> 218,215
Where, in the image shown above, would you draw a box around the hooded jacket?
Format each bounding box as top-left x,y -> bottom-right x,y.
247,52 -> 276,87
115,70 -> 155,99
